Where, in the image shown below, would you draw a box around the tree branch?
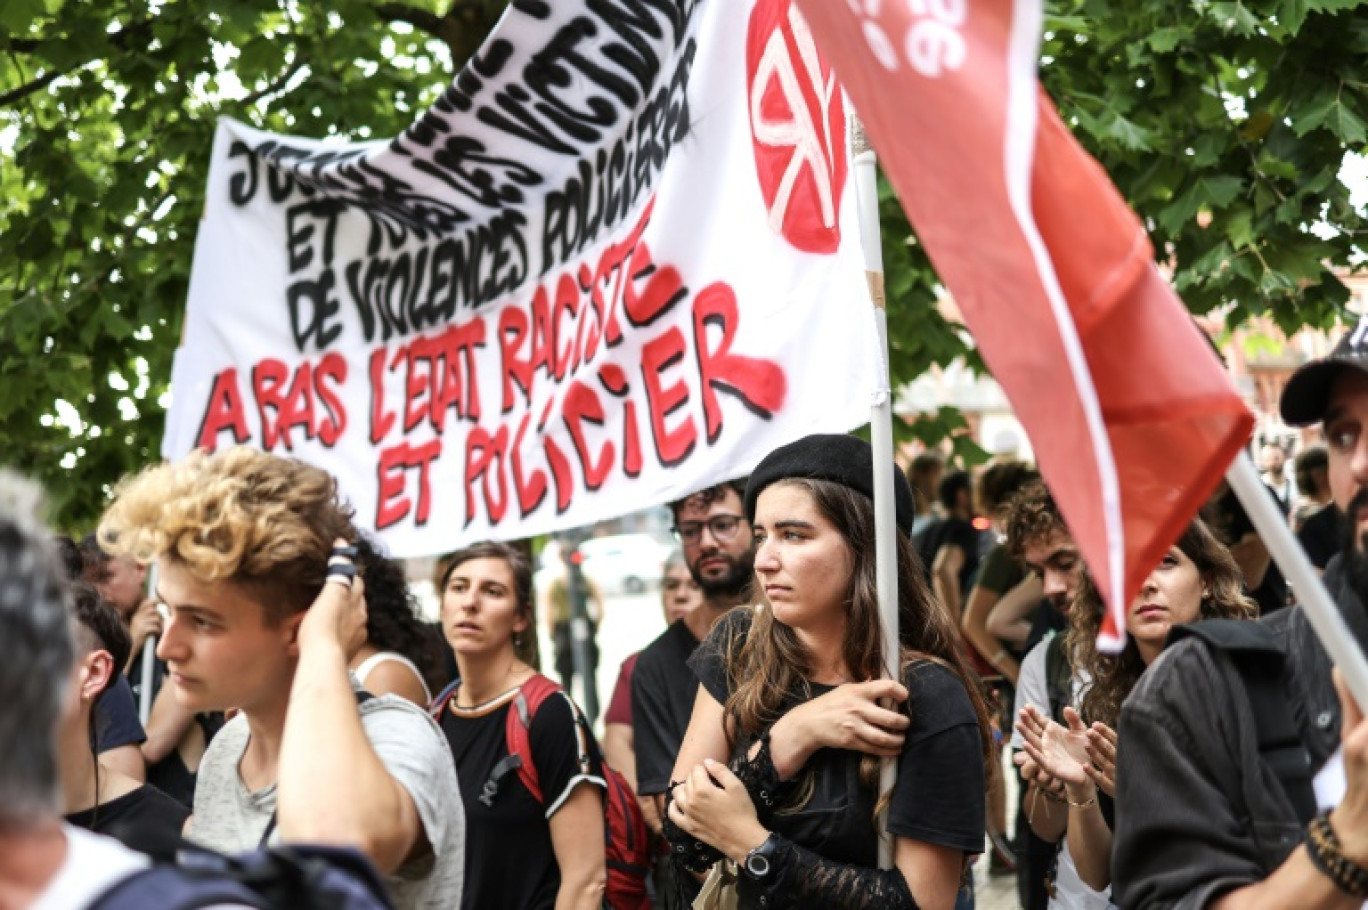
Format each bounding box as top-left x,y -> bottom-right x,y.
4,37 -> 43,53
0,64 -> 74,108
0,21 -> 153,109
374,0 -> 507,70
374,3 -> 446,37
242,57 -> 306,107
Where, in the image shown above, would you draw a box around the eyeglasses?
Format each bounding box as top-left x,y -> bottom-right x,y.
671,514 -> 747,544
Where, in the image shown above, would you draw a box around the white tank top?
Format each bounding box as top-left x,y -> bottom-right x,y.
355,650 -> 433,704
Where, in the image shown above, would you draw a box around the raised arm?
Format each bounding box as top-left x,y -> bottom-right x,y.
277,571 -> 427,873
932,544 -> 966,620
985,574 -> 1043,645
963,581 -> 1018,683
141,683 -> 195,764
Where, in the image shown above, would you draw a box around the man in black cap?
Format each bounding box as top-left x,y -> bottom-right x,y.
1112,319 -> 1368,909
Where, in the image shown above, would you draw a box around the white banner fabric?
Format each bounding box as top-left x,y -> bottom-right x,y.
165,0 -> 877,557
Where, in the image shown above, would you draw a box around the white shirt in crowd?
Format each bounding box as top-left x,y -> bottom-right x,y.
1013,632 -> 1115,910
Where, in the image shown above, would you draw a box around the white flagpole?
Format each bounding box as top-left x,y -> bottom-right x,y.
138,562 -> 159,725
851,113 -> 899,870
1226,452 -> 1368,705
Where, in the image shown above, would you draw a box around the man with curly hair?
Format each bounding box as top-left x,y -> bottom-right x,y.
98,447 -> 464,909
1002,480 -> 1110,910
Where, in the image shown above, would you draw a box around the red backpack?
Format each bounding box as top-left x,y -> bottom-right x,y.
433,674 -> 651,910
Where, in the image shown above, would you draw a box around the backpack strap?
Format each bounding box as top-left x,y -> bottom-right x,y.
1168,619 -> 1317,825
429,678 -> 461,721
479,674 -> 562,807
506,674 -> 566,803
1043,632 -> 1072,726
483,674 -> 597,810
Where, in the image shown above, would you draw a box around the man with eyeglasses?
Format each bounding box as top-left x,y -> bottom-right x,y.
631,479 -> 755,892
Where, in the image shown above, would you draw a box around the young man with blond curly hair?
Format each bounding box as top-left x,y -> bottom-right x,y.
98,447 -> 464,909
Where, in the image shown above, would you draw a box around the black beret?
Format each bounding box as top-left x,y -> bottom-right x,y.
744,434 -> 916,534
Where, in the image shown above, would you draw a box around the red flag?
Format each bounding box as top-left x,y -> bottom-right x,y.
795,0 -> 1253,648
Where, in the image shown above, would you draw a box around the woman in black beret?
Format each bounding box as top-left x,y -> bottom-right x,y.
663,434 -> 993,910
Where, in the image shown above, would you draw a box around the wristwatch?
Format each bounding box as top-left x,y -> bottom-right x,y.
743,833 -> 782,881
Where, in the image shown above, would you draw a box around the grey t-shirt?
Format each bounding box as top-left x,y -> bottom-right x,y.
189,688 -> 465,910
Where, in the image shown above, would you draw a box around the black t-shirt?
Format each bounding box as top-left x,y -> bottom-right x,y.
974,541 -> 1025,596
631,618 -> 704,797
1214,487 -> 1288,614
440,685 -> 605,910
921,518 -> 981,598
1298,504 -> 1344,570
689,610 -> 985,866
65,783 -> 189,855
94,678 -> 146,753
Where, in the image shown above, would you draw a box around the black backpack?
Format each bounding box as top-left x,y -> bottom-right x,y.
1167,619 -> 1317,824
89,842 -> 394,910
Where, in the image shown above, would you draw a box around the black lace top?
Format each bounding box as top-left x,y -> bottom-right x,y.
664,607 -> 985,909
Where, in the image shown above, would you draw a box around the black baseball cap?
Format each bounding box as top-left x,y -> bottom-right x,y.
1281,319 -> 1368,427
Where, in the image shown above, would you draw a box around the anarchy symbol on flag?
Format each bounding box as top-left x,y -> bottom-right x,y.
747,0 -> 847,255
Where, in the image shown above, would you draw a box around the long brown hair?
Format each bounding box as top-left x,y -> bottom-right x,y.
1069,517 -> 1256,727
720,478 -> 995,808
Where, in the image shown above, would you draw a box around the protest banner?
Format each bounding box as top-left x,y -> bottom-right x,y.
796,0 -> 1253,647
165,0 -> 875,558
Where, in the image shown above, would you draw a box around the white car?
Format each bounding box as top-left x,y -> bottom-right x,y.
576,534 -> 670,595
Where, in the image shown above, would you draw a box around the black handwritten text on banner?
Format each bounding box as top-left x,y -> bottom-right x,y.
166,0 -> 875,557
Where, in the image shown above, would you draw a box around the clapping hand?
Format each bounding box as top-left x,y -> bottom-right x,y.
1086,723 -> 1118,797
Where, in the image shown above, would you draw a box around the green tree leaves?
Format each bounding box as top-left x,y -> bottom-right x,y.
1,0 -> 1365,527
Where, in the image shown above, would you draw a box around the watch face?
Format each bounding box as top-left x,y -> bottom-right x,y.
745,854 -> 771,878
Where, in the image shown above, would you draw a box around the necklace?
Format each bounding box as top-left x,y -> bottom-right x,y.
450,683 -> 523,713
451,663 -> 533,711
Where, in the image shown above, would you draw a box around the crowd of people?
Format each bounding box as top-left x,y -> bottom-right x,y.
6,333 -> 1368,910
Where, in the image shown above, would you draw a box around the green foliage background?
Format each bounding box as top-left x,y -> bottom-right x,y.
1,0 -> 1365,530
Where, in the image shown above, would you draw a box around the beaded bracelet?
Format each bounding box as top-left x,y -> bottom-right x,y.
1306,812 -> 1368,898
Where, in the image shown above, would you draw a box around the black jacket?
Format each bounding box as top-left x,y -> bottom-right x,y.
1111,556 -> 1368,909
